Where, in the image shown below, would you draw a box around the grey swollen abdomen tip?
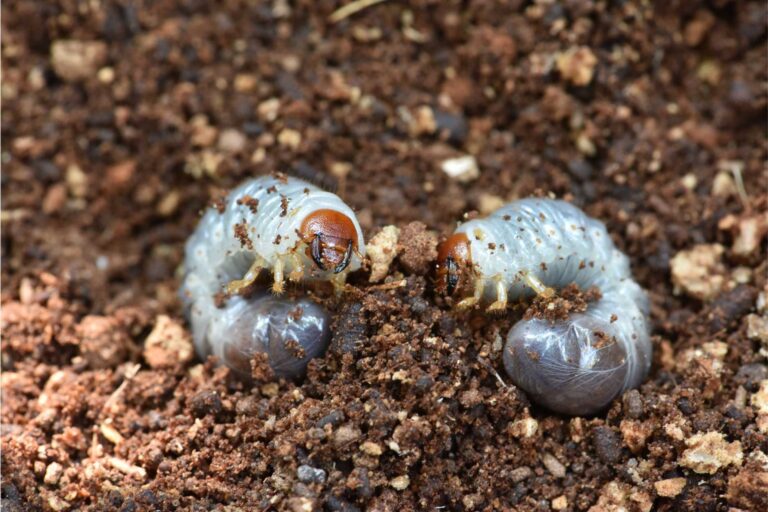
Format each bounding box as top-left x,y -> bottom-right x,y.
214,294 -> 331,379
503,316 -> 631,416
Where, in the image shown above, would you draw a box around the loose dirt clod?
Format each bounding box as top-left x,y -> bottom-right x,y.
727,462 -> 768,510
556,46 -> 598,86
589,481 -> 653,512
76,316 -> 132,369
50,40 -> 107,82
143,315 -> 194,369
542,453 -> 567,478
670,244 -> 727,300
397,222 -> 438,275
366,225 -> 400,282
509,417 -> 538,438
441,155 -> 479,182
680,431 -> 744,474
654,477 -> 686,498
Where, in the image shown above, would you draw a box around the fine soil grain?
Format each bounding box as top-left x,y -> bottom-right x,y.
2,1 -> 767,511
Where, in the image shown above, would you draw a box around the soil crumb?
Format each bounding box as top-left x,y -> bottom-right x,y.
524,283 -> 602,323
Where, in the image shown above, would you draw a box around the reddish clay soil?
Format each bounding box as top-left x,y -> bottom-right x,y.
2,1 -> 767,511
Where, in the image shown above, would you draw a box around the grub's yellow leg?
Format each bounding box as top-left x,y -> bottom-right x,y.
522,271 -> 554,298
288,254 -> 304,282
487,277 -> 508,312
457,278 -> 485,310
272,258 -> 285,294
225,259 -> 264,295
330,273 -> 347,295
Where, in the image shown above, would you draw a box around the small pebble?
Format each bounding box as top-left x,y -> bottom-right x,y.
190,117 -> 217,147
143,315 -> 194,369
567,158 -> 594,181
77,315 -> 131,369
747,314 -> 768,344
234,73 -> 258,92
712,171 -> 737,198
97,66 -> 115,83
349,467 -> 372,499
257,98 -> 281,122
42,184 -> 67,214
190,390 -> 223,418
66,164 -> 89,198
397,222 -> 438,275
297,465 -> 326,484
680,431 -> 743,474
731,213 -> 768,257
156,191 -> 180,217
360,441 -> 383,456
44,462 -> 63,485
316,410 -> 345,429
477,193 -> 505,216
333,424 -> 361,446
751,380 -> 768,414
366,225 -> 400,283
509,417 -> 538,438
407,105 -> 436,136
592,426 -> 622,463
47,495 -> 70,511
287,497 -> 315,512
433,109 -> 468,144
542,452 -> 566,478
218,129 -> 247,154
670,244 -> 726,301
413,374 -> 434,394
278,128 -> 302,149
556,46 -> 598,86
105,160 -> 136,190
509,466 -> 533,483
32,159 -> 62,182
654,477 -> 686,498
441,155 -> 479,182
50,40 -> 108,82
735,363 -> 767,392
707,285 -> 758,332
684,10 -> 715,47
325,496 -> 361,512
551,495 -> 568,510
623,389 -> 645,419
390,475 -> 410,490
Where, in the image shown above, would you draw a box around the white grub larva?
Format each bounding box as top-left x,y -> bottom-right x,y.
436,198 -> 652,415
180,173 -> 365,365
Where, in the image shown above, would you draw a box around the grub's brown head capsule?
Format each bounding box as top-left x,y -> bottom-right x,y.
299,209 -> 360,274
435,232 -> 472,296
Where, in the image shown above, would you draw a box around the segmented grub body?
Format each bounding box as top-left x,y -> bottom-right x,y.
180,174 -> 364,361
438,198 -> 652,415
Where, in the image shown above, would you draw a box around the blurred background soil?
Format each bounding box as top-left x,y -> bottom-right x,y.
2,1 -> 767,510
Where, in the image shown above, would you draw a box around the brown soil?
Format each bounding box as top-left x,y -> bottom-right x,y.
2,1 -> 767,511
523,284 -> 602,323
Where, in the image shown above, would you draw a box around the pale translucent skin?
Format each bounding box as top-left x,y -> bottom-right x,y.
180,175 -> 364,363
210,294 -> 331,379
454,198 -> 652,415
